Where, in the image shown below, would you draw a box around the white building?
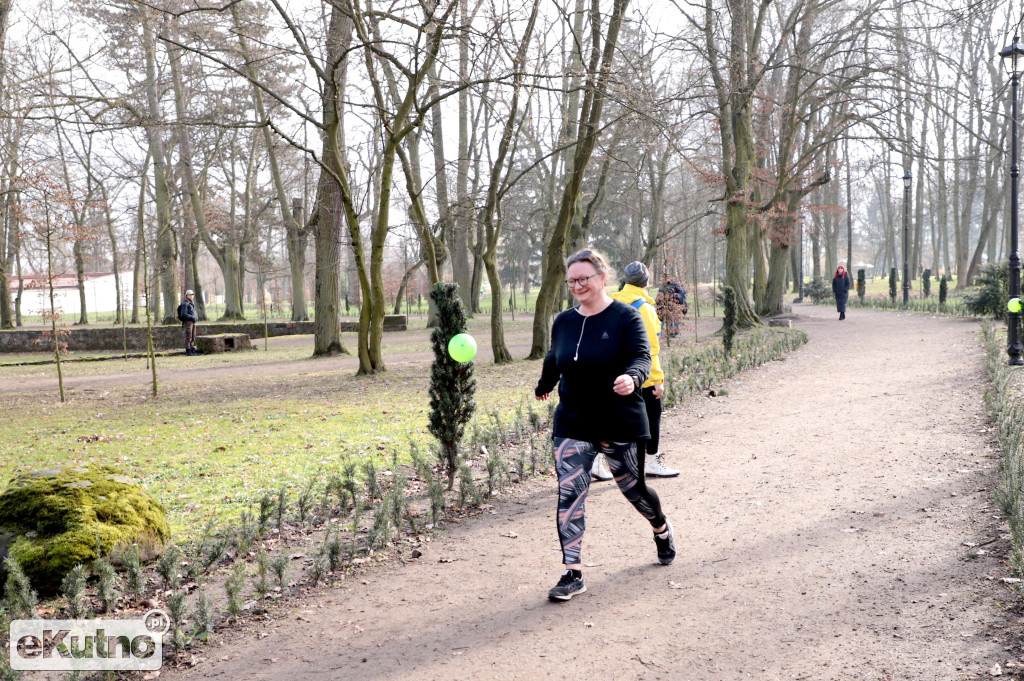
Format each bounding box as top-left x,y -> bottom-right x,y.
7,272 -> 137,317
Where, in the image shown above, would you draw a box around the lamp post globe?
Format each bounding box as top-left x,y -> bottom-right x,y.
1002,35 -> 1024,365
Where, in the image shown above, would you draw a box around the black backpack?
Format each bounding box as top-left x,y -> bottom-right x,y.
177,302 -> 188,322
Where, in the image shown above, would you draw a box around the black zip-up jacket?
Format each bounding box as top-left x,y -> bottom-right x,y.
178,300 -> 198,323
535,300 -> 651,442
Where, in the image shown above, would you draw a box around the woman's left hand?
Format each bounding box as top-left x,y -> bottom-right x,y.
613,374 -> 635,395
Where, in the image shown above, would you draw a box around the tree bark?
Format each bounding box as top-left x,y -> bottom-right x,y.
230,4 -> 309,321
140,9 -> 179,324
528,0 -> 632,359
313,2 -> 354,358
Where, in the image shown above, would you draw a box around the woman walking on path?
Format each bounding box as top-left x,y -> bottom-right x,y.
832,265 -> 852,320
535,249 -> 676,602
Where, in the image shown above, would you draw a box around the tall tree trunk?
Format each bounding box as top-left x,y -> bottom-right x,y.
450,0 -> 472,312
166,36 -> 244,320
140,10 -> 179,323
98,183 -> 123,324
230,5 -> 309,321
313,4 -> 354,358
0,0 -> 15,329
529,0 -> 632,358
763,191 -> 803,314
73,238 -> 88,324
480,0 -> 539,364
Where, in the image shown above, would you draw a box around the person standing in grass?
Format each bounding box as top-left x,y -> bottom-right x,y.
535,248 -> 676,603
177,290 -> 199,355
609,262 -> 679,479
832,265 -> 852,320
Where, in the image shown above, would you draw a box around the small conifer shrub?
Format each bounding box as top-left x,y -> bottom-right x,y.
428,283 -> 477,489
271,554 -> 289,589
3,556 -> 38,618
156,544 -> 182,591
276,486 -> 288,530
61,565 -> 89,619
192,591 -> 214,639
224,562 -> 246,621
93,557 -> 121,613
123,545 -> 145,603
722,285 -> 737,356
258,493 -> 275,537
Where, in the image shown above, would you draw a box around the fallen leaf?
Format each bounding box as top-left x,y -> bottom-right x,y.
504,531 -> 518,539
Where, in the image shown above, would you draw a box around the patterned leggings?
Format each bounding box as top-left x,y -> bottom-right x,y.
554,437 -> 667,566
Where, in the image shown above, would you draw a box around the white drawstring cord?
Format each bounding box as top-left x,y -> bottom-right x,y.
573,308 -> 587,361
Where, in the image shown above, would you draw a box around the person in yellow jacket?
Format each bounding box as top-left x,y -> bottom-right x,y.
590,262 -> 680,480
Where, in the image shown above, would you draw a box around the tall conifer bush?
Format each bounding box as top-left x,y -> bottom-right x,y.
428,283 -> 477,489
722,285 -> 737,355
856,269 -> 866,302
889,268 -> 897,302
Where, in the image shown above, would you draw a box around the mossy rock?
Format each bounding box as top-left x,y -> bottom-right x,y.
0,464 -> 170,594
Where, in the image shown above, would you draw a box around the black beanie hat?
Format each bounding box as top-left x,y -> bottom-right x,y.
623,261 -> 649,287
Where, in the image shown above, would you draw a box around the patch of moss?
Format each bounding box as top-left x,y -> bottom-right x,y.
0,464 -> 170,594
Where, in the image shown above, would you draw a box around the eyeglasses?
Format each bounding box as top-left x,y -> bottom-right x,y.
565,273 -> 599,288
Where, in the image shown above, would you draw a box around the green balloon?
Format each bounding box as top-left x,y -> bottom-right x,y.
1010,298 -> 1023,314
448,333 -> 477,363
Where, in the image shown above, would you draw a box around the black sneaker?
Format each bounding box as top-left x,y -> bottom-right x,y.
654,521 -> 676,565
547,571 -> 586,601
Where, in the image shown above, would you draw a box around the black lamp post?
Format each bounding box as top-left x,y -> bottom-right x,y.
902,171 -> 911,307
1002,36 -> 1024,366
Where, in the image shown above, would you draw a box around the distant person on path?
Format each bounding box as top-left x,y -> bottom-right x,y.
657,279 -> 688,337
177,290 -> 199,355
832,265 -> 852,320
610,261 -> 679,479
535,248 -> 676,602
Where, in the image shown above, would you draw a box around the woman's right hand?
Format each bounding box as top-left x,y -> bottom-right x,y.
536,392 -> 550,401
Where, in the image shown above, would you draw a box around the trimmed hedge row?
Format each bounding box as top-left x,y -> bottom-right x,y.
982,322 -> 1024,581
662,327 -> 808,408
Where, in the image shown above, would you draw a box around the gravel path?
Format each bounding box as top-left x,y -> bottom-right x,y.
163,303 -> 1020,681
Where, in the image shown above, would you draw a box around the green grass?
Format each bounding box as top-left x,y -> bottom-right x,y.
1,367 -> 542,540
0,329 -> 543,540
0,308 -> 731,543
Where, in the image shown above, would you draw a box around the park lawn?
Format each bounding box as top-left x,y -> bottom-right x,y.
0,342 -> 545,541
0,316 -> 538,378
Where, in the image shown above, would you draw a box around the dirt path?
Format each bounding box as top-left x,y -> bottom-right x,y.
164,304 -> 1019,681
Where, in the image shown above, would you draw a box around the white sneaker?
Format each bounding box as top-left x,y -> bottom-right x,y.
590,453 -> 613,481
645,452 -> 680,478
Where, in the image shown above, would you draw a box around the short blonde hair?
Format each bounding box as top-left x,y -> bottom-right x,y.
565,248 -> 612,279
